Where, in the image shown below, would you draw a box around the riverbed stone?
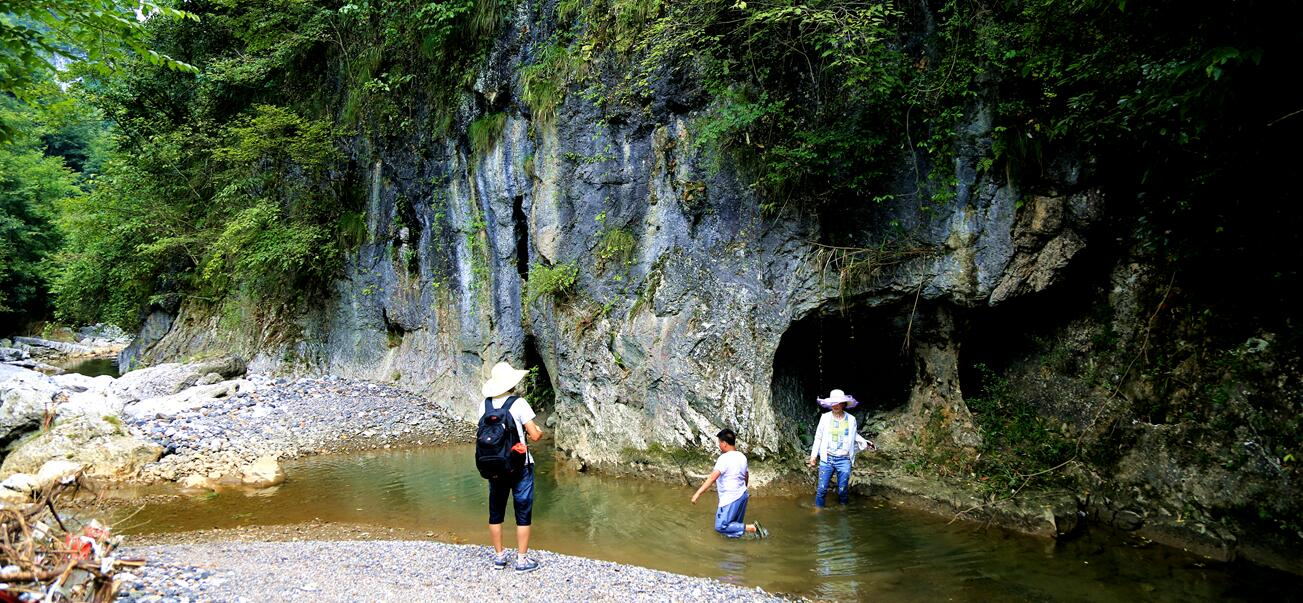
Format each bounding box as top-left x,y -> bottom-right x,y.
34,459 -> 84,486
12,336 -> 94,356
178,474 -> 215,491
0,347 -> 29,362
123,380 -> 252,420
195,372 -> 223,386
0,416 -> 162,480
1,367 -> 58,441
0,484 -> 28,505
0,472 -> 38,494
111,363 -> 199,403
240,456 -> 284,488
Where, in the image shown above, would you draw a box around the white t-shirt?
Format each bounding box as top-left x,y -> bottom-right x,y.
478,395 -> 536,465
712,450 -> 748,507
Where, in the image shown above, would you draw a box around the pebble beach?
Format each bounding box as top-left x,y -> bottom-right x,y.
114,541 -> 787,602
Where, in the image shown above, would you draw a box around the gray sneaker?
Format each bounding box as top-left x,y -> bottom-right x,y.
515,556 -> 541,573
492,549 -> 512,570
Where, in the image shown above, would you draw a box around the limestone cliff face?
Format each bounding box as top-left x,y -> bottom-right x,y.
125,7 -> 1097,466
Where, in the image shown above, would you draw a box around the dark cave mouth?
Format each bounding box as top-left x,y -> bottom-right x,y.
521,335 -> 555,413
770,304 -> 914,447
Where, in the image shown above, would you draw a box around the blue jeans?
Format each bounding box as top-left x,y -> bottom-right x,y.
714,493 -> 749,538
488,464 -> 535,526
816,456 -> 852,507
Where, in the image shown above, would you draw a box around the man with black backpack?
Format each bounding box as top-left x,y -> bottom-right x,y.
475,361 -> 544,573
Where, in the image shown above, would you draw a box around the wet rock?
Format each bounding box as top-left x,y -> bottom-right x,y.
240,456 -> 284,488
1115,509 -> 1145,531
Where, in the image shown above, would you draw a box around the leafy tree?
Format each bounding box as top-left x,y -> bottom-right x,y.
0,94 -> 78,321
1,1 -> 198,142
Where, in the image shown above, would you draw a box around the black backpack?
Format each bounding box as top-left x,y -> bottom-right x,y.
475,396 -> 527,480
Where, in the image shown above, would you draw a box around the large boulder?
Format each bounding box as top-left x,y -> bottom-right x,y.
0,347 -> 29,362
240,456 -> 285,488
123,379 -> 253,420
109,362 -> 196,402
1,368 -> 59,441
110,357 -> 247,403
11,336 -> 94,356
0,416 -> 162,480
51,373 -> 126,419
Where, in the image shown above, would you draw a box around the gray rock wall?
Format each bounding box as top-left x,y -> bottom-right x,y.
128,10 -> 1094,465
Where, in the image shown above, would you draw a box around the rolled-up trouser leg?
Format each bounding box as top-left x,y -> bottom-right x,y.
714,493 -> 749,538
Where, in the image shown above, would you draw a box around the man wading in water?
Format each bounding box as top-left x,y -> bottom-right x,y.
691,428 -> 769,539
475,362 -> 544,572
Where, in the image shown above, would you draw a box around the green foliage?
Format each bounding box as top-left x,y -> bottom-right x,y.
520,43 -> 584,126
468,112 -> 507,157
0,90 -> 90,321
332,0 -> 512,133
464,204 -> 491,292
966,365 -> 1076,494
595,228 -> 636,273
51,103 -> 348,328
0,1 -> 196,141
0,132 -> 75,317
525,262 -> 579,306
517,365 -> 556,411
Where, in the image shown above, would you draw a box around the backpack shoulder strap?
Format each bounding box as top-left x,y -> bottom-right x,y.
484,397 -> 494,415
502,395 -> 519,411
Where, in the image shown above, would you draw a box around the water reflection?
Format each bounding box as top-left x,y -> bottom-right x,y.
57,356 -> 119,377
115,446 -> 1301,601
813,510 -> 861,599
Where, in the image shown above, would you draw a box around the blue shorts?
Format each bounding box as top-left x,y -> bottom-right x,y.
488,464 -> 535,526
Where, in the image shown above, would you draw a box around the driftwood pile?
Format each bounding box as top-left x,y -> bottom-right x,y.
0,477 -> 138,602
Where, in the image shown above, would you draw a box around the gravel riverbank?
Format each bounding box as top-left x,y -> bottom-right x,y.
130,376 -> 472,482
115,541 -> 787,602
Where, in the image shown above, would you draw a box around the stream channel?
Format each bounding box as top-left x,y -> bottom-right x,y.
112,446 -> 1297,601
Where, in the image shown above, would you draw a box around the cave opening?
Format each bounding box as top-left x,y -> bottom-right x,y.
512,195 -> 529,281
956,246 -> 1114,401
770,304 -> 914,452
520,335 -> 555,413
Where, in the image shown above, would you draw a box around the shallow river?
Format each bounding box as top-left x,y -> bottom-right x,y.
58,355 -> 119,377
117,446 -> 1296,601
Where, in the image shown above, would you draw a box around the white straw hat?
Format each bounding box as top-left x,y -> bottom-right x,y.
817,389 -> 860,409
481,361 -> 529,398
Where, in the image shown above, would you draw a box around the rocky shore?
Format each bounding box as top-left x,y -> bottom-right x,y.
0,324 -> 131,373
128,374 -> 471,485
2,357 -> 471,503
114,541 -> 785,602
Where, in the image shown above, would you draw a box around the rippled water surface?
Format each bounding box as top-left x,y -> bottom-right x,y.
119,446 -> 1298,601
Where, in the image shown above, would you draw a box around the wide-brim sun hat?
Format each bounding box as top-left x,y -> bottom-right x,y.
482,361 -> 529,398
818,389 -> 859,409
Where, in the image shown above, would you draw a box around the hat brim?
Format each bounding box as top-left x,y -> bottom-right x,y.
482,368 -> 529,398
818,397 -> 859,409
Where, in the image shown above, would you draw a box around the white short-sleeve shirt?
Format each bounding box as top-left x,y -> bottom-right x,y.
712,450 -> 748,507
479,395 -> 537,465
